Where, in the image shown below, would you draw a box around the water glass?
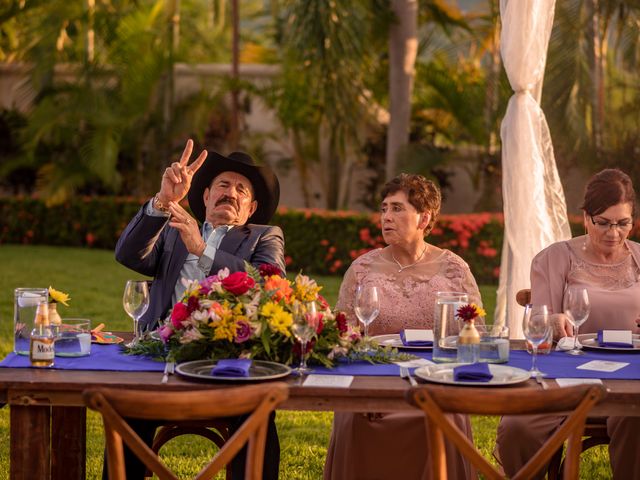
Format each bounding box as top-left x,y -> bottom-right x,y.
14,288 -> 49,355
563,286 -> 590,355
432,292 -> 468,363
292,302 -> 318,375
123,280 -> 150,348
479,324 -> 510,363
523,304 -> 551,377
55,319 -> 92,357
354,284 -> 379,340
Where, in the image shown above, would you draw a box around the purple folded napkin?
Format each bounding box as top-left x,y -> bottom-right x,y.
211,359 -> 252,377
400,329 -> 433,347
597,330 -> 634,348
453,362 -> 493,382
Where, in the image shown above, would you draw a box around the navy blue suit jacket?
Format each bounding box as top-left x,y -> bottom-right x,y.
115,202 -> 286,329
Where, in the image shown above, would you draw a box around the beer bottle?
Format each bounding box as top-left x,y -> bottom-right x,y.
30,302 -> 55,367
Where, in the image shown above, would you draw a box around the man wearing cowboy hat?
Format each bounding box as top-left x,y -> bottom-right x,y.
116,138 -> 285,331
114,139 -> 284,480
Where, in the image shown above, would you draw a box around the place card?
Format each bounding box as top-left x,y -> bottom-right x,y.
555,378 -> 603,387
576,360 -> 629,373
303,374 -> 354,388
403,329 -> 434,343
600,330 -> 633,345
394,358 -> 434,368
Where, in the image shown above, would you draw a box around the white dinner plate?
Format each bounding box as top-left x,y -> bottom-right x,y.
371,334 -> 433,351
414,363 -> 531,387
578,333 -> 640,353
176,359 -> 292,382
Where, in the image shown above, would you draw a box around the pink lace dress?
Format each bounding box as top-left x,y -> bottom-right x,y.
497,238 -> 640,479
324,248 -> 482,480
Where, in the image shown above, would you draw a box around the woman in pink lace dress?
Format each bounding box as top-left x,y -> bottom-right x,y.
323,174 -> 482,480
497,169 -> 640,479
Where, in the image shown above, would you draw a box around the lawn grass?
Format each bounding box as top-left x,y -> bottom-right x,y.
0,245 -> 612,478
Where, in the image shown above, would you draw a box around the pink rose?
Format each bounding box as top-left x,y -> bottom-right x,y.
222,271 -> 255,295
171,303 -> 189,329
158,325 -> 174,342
315,313 -> 324,335
234,320 -> 252,343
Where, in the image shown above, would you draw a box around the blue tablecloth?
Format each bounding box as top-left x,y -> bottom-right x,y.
311,349 -> 640,380
0,344 -> 164,372
1,345 -> 639,380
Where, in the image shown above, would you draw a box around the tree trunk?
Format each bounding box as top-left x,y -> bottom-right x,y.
386,0 -> 418,180
229,0 -> 240,150
589,0 -> 604,157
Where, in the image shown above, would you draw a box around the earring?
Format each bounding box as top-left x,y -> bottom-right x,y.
582,227 -> 588,251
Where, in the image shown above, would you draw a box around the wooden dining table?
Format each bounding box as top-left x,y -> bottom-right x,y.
1,340 -> 640,480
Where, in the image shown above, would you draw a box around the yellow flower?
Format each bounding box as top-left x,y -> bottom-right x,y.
260,301 -> 282,318
474,305 -> 487,318
48,286 -> 70,306
294,274 -> 321,302
268,310 -> 293,337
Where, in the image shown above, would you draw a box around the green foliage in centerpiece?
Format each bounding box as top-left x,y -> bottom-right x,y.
127,263 -> 411,367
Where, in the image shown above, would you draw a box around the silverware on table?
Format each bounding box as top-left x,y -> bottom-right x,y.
400,366 -> 418,386
161,361 -> 175,384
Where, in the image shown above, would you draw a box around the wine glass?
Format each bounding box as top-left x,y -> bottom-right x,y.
354,284 -> 380,342
291,302 -> 318,375
563,286 -> 590,355
122,280 -> 150,348
522,304 -> 551,377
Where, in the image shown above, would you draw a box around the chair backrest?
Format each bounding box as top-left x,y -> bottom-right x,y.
84,383 -> 289,480
516,288 -> 531,307
406,384 -> 605,480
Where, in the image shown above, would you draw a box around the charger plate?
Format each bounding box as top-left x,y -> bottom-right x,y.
371,334 -> 433,350
578,333 -> 640,352
414,363 -> 530,387
176,359 -> 292,382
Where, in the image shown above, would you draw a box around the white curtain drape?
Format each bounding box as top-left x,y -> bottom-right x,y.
495,0 -> 572,338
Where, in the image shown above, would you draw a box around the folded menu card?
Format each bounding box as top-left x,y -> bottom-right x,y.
453,362 -> 493,382
211,359 -> 252,377
400,329 -> 434,346
597,330 -> 633,348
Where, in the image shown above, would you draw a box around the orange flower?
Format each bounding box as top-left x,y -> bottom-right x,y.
264,275 -> 293,302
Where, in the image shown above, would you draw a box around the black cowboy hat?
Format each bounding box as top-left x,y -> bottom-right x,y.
187,151 -> 280,225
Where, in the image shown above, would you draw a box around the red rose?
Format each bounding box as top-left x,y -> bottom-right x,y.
171,303 -> 189,329
222,271 -> 255,295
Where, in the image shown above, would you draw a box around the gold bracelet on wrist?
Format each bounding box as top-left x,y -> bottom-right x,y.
153,194 -> 169,213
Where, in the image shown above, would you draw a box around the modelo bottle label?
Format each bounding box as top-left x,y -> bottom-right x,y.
30,339 -> 55,359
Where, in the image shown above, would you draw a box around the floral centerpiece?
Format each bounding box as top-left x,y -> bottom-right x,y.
128,263 -> 404,367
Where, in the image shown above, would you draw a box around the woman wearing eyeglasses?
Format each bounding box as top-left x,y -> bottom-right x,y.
496,168 -> 640,479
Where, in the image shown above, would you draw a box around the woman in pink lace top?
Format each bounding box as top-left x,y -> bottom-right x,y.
497,169 -> 640,479
323,174 -> 481,480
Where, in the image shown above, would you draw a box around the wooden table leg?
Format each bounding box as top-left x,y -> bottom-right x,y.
11,405 -> 50,480
52,406 -> 86,480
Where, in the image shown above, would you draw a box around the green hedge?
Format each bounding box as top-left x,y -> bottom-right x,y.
0,196 -> 612,283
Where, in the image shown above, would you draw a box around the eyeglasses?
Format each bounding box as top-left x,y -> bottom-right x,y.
590,216 -> 633,231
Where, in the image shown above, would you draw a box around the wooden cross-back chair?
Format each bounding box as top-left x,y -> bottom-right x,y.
84,383 -> 289,480
406,384 -> 605,480
515,288 -> 611,479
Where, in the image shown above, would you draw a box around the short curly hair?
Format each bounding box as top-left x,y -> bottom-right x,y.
581,168 -> 636,217
380,173 -> 442,235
